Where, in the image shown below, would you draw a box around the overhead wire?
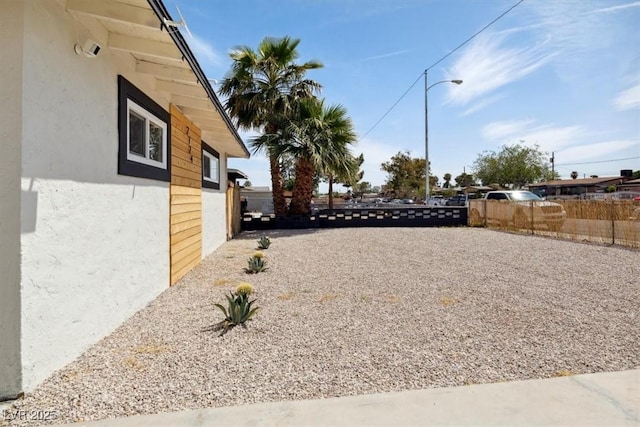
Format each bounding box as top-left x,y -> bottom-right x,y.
360,0 -> 525,140
555,156 -> 640,166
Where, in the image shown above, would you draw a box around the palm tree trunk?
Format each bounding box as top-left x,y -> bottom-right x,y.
289,157 -> 314,216
328,174 -> 334,210
269,152 -> 286,216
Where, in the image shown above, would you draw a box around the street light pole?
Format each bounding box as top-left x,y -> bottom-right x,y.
424,71 -> 463,203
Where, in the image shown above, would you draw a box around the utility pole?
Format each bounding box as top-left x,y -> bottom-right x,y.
550,152 -> 555,179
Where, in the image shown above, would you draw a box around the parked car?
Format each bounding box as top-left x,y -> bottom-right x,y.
446,194 -> 467,206
469,190 -> 566,231
427,195 -> 446,206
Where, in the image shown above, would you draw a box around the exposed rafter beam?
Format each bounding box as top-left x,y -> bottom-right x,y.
195,119 -> 231,132
109,34 -> 181,60
156,80 -> 207,99
136,61 -> 197,83
179,106 -> 222,121
171,94 -> 215,112
66,0 -> 160,29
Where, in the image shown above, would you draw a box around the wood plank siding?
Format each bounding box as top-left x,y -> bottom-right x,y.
169,105 -> 202,285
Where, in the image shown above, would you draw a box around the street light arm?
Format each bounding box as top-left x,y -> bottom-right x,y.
426,79 -> 463,92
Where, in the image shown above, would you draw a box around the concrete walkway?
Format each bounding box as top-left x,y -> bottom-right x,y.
70,369 -> 639,427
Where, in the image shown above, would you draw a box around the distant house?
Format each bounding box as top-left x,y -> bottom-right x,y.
529,172 -> 634,198
618,178 -> 640,193
1,0 -> 249,399
241,186 -> 275,214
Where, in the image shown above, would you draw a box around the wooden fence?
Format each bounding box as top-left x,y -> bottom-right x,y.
469,199 -> 640,248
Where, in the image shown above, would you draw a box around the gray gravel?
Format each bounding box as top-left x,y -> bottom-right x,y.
5,228 -> 640,426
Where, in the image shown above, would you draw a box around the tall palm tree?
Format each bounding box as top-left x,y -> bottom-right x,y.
219,36 -> 322,215
274,98 -> 357,215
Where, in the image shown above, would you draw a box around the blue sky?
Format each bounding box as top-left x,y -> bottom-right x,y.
164,0 -> 640,190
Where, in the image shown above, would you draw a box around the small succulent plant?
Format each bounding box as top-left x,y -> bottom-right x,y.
213,283 -> 260,335
245,252 -> 267,274
257,236 -> 271,249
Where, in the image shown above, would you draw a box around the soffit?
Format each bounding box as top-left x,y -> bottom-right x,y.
64,0 -> 249,158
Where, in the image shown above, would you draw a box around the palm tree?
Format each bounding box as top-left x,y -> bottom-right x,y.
266,98 -> 357,215
219,37 -> 322,215
443,173 -> 452,188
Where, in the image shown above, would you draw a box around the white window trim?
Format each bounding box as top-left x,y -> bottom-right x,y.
126,98 -> 168,169
203,150 -> 219,184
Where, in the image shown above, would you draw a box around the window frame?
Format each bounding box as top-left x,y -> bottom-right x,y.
118,75 -> 171,182
201,142 -> 220,190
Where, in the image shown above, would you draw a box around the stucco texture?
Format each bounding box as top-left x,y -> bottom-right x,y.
17,0 -> 170,391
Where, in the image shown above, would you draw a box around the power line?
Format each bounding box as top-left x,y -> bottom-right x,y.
360,0 -> 525,140
555,156 -> 640,166
425,0 -> 524,72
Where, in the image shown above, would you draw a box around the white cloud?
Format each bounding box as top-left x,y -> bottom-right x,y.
360,49 -> 412,63
443,33 -> 554,107
186,32 -> 223,71
521,0 -> 638,76
482,119 -> 536,140
482,119 -> 588,152
460,95 -> 503,116
557,140 -> 640,164
613,84 -> 640,111
589,1 -> 640,14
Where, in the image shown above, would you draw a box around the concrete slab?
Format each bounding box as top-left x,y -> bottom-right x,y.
68,369 -> 640,427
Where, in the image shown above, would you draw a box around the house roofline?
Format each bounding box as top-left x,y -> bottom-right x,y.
146,0 -> 250,159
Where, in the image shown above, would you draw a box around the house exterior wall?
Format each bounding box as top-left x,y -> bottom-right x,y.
17,0 -> 171,391
0,0 -> 24,400
202,155 -> 228,257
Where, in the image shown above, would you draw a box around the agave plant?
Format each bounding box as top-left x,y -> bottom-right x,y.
213,283 -> 260,335
245,252 -> 267,274
257,235 -> 271,249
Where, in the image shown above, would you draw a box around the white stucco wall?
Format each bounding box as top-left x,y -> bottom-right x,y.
0,0 -> 24,400
202,156 -> 228,257
18,0 -> 171,391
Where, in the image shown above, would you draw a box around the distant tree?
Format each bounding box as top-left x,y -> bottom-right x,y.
606,184 -> 616,193
440,189 -> 457,198
454,172 -> 476,187
570,171 -> 578,180
544,170 -> 561,181
590,175 -> 599,178
372,185 -> 381,194
327,153 -> 363,209
352,181 -> 371,201
442,173 -> 452,188
473,143 -> 552,188
243,180 -> 252,188
381,151 -> 428,198
632,170 -> 640,179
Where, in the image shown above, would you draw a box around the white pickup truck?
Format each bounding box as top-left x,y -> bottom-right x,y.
468,190 -> 566,231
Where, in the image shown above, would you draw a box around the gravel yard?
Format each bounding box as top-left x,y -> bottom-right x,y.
5,227 -> 640,426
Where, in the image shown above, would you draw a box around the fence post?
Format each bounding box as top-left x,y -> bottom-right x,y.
529,200 -> 534,234
611,198 -> 615,245
483,199 -> 487,227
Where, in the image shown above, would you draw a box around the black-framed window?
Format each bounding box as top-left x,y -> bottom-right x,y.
118,75 -> 170,181
202,142 -> 220,190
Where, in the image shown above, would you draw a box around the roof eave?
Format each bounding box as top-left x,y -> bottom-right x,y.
146,0 -> 250,159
